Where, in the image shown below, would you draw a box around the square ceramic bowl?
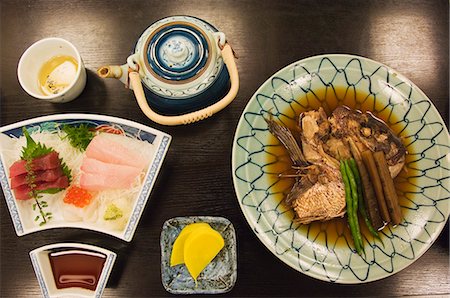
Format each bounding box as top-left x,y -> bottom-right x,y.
29,243 -> 116,298
160,216 -> 237,294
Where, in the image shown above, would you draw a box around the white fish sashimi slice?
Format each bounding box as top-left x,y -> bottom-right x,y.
85,133 -> 154,170
80,172 -> 138,191
81,157 -> 141,177
80,158 -> 142,191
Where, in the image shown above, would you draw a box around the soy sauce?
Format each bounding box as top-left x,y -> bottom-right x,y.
49,249 -> 106,291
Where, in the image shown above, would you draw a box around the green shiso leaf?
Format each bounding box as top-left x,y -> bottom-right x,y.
21,127 -> 53,160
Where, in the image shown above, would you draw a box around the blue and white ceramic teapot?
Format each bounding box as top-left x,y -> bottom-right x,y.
98,16 -> 239,126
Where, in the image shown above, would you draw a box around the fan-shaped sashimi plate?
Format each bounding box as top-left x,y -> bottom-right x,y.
0,114 -> 171,242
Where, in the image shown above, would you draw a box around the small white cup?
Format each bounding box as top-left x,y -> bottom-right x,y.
17,37 -> 87,103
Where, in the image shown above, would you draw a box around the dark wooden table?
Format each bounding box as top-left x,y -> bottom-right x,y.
1,1 -> 449,297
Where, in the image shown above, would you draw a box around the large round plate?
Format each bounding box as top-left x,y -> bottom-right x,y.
232,54 -> 450,283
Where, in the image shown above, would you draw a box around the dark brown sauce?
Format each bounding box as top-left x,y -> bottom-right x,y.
266,86 -> 417,247
49,249 -> 106,291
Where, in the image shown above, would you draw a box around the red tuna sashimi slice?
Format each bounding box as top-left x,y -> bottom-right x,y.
13,176 -> 69,200
9,151 -> 61,177
10,167 -> 64,189
79,172 -> 139,191
85,133 -> 152,169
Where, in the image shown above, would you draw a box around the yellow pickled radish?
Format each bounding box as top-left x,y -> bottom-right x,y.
170,222 -> 211,266
183,226 -> 225,282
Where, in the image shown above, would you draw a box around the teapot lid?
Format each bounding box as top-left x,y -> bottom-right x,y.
144,22 -> 211,82
132,16 -> 226,100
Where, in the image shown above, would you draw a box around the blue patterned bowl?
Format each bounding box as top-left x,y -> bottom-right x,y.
232,54 -> 450,283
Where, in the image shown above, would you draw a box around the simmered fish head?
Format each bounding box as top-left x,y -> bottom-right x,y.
289,164 -> 346,224
298,108 -> 343,167
329,106 -> 406,167
265,106 -> 406,224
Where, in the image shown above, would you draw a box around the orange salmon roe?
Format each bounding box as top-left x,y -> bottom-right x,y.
63,186 -> 93,208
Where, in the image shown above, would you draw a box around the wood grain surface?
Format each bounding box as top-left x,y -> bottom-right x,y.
1,1 -> 449,297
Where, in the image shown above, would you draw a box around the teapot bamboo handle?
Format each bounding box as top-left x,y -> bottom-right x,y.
130,43 -> 239,126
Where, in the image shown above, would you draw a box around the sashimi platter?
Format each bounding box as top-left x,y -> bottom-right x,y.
0,114 -> 171,242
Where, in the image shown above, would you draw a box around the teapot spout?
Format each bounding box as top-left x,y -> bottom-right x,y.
97,65 -> 129,85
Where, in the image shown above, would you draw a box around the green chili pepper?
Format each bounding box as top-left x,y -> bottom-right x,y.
344,159 -> 364,255
340,160 -> 363,255
349,159 -> 380,240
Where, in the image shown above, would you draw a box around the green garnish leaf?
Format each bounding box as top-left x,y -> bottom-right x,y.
61,124 -> 95,151
60,161 -> 72,183
21,127 -> 53,160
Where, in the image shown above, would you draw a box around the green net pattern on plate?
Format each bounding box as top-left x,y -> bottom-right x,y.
233,55 -> 450,283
